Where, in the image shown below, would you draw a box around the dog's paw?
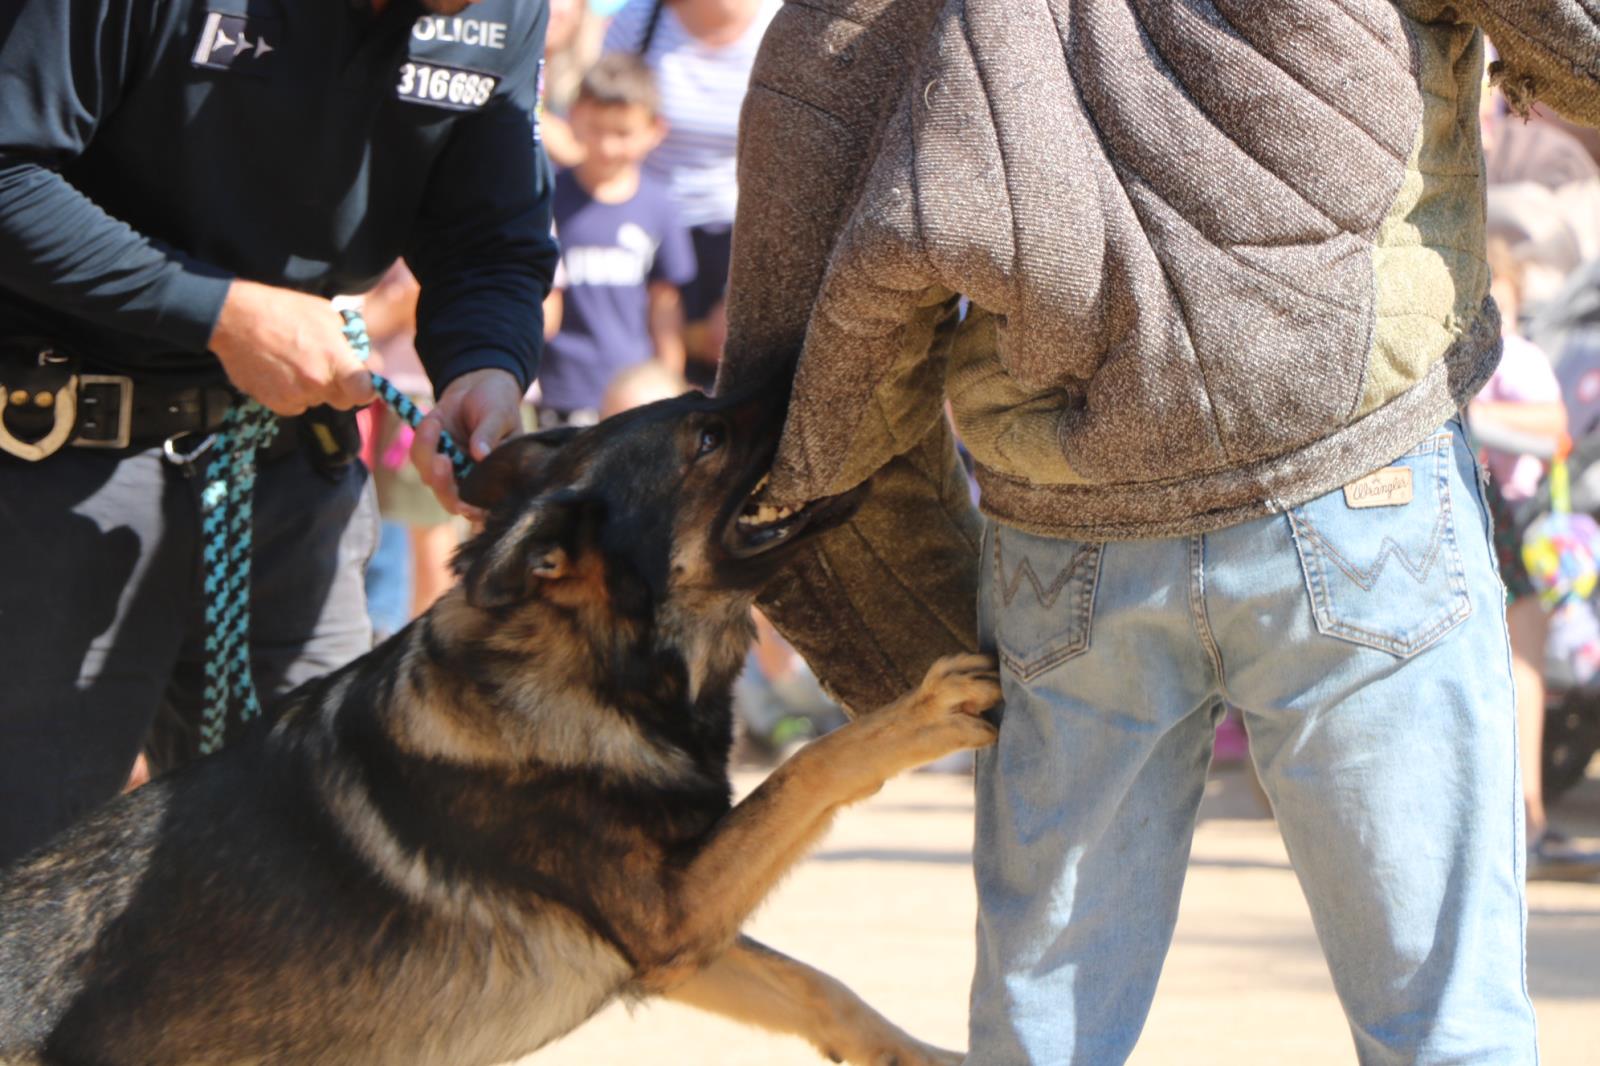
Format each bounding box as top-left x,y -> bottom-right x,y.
915,654 -> 1002,722
865,655 -> 999,768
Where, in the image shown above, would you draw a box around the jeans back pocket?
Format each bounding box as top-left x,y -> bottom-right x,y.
990,524 -> 1102,680
1288,429 -> 1472,658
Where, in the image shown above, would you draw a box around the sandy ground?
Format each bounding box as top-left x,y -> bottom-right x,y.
523,756 -> 1600,1066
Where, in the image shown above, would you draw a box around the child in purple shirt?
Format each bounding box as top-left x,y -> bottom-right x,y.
539,54 -> 696,425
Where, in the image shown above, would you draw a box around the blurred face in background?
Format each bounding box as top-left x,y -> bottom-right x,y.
669,0 -> 765,45
569,100 -> 666,184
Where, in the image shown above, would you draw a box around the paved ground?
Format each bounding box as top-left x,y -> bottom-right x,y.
528,758 -> 1600,1065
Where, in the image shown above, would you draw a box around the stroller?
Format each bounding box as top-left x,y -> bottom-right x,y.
1514,262 -> 1600,801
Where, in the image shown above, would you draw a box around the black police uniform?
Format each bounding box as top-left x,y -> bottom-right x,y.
0,0 -> 557,865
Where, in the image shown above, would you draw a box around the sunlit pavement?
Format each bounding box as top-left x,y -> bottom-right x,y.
527,759 -> 1600,1065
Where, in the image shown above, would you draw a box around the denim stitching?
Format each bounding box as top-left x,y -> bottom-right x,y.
1438,431 -> 1470,602
996,531 -> 1097,610
1288,431 -> 1471,657
999,552 -> 1100,680
1332,438 -> 1468,653
1011,544 -> 1100,675
1398,431 -> 1450,459
1187,533 -> 1227,686
994,529 -> 1101,681
1295,506 -> 1451,590
1296,435 -> 1454,590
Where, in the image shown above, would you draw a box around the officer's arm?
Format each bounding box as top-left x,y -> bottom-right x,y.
405,6 -> 557,514
405,0 -> 557,401
404,98 -> 557,512
0,0 -> 232,351
405,99 -> 558,397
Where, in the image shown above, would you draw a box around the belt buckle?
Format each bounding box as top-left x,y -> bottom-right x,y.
74,374 -> 134,449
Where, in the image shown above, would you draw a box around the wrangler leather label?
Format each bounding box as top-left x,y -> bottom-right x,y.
1343,466 -> 1413,509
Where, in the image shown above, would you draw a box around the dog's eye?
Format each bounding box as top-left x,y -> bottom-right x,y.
696,425 -> 724,457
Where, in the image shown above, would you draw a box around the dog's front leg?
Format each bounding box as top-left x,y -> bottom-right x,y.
643,655 -> 997,984
664,936 -> 962,1066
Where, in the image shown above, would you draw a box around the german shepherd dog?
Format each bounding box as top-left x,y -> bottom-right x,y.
0,380 -> 1000,1066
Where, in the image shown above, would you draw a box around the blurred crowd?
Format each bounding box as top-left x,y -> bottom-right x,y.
1373,56 -> 1600,880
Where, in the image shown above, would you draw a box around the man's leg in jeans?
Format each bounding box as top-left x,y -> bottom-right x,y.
967,422 -> 1535,1065
968,525 -> 1224,1065
1212,423 -> 1536,1064
0,450 -> 194,867
151,446 -> 377,765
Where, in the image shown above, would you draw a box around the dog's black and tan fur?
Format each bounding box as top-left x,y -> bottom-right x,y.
0,381 -> 999,1066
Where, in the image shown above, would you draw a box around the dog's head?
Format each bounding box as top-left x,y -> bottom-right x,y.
451,375 -> 865,627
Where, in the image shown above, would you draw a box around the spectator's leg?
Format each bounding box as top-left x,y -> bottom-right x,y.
1506,595 -> 1549,838
0,449 -> 193,866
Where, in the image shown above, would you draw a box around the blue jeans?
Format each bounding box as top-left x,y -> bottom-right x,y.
365,518 -> 415,643
968,421 -> 1537,1064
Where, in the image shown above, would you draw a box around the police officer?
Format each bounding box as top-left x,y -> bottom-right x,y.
0,0 -> 557,866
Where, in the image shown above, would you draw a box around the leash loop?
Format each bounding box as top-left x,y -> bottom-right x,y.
198,399 -> 280,753
341,308 -> 475,482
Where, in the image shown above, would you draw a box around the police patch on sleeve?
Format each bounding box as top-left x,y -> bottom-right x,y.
395,61 -> 498,111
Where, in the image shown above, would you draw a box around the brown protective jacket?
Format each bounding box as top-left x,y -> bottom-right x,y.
719,1 -> 1600,711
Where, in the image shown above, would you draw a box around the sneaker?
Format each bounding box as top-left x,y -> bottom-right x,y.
1528,829 -> 1600,883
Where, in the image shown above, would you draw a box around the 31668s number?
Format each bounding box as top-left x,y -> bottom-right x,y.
396,62 -> 497,110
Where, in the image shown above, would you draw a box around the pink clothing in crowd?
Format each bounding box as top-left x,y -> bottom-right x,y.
1481,333 -> 1563,501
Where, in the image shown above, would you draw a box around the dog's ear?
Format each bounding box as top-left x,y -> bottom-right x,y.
459,489 -> 599,609
458,426 -> 584,511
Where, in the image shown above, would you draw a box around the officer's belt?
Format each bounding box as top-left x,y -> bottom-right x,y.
0,343 -> 242,460
74,375 -> 239,449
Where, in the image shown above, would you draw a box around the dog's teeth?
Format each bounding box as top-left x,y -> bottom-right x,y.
736,494 -> 803,533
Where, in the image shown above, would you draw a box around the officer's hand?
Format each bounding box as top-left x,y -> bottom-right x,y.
413,367 -> 524,520
209,279 -> 377,415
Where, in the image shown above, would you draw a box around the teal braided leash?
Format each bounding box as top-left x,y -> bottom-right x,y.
341,308 -> 475,479
196,308 -> 474,754
198,401 -> 280,753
